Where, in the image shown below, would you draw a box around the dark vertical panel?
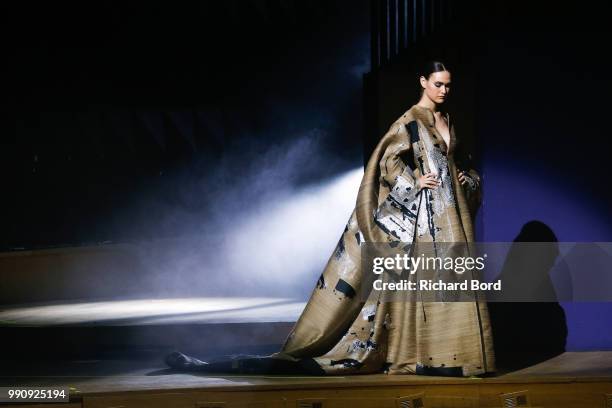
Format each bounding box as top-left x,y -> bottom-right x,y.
370,0 -> 380,69
398,0 -> 407,49
415,0 -> 423,40
386,0 -> 391,59
431,0 -> 435,32
409,0 -> 416,43
389,0 -> 397,56
422,0 -> 429,36
379,0 -> 389,64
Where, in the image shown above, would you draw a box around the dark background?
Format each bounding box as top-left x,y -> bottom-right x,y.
2,1 -> 369,248
1,0 -> 612,352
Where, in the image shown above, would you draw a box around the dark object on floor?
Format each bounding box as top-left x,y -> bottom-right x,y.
164,351 -> 325,375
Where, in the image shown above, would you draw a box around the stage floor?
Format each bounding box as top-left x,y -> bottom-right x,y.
2,298 -> 612,406
1,352 -> 611,394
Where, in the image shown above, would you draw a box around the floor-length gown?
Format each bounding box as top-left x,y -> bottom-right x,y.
165,104 -> 496,376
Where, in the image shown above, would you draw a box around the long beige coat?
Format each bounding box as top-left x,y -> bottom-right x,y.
272,104 -> 496,376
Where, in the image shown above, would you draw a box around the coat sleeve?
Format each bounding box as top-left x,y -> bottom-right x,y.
453,134 -> 482,213
371,122 -> 423,242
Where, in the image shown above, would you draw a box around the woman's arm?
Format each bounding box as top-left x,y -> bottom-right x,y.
458,168 -> 481,192
372,122 -> 429,242
454,137 -> 482,214
357,120 -> 439,243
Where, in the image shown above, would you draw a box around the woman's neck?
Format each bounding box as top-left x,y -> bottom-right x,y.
416,98 -> 438,112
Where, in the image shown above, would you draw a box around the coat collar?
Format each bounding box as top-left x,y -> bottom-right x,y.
408,104 -> 454,154
410,104 -> 443,127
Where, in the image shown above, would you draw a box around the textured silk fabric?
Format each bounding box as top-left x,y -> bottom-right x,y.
271,105 -> 495,376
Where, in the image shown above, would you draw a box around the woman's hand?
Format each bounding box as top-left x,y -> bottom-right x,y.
457,169 -> 468,185
417,172 -> 440,190
457,168 -> 480,191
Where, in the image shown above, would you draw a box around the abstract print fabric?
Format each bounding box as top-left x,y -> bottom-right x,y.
165,104 -> 495,377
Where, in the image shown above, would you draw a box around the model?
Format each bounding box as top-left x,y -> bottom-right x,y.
166,61 -> 496,376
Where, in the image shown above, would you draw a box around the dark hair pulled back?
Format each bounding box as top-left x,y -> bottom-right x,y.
419,60 -> 450,79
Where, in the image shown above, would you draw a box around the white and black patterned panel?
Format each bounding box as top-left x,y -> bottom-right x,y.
374,174 -> 420,241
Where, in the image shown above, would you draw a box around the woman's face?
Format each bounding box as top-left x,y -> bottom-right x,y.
420,70 -> 451,104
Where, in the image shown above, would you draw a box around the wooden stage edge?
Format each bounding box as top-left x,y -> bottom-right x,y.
1,352 -> 612,407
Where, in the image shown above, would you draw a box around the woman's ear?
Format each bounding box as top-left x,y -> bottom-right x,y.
419,75 -> 427,89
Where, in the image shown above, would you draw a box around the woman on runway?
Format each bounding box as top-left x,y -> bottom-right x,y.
166,61 -> 496,377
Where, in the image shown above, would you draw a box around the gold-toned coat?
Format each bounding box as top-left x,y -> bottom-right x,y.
273,104 -> 495,376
